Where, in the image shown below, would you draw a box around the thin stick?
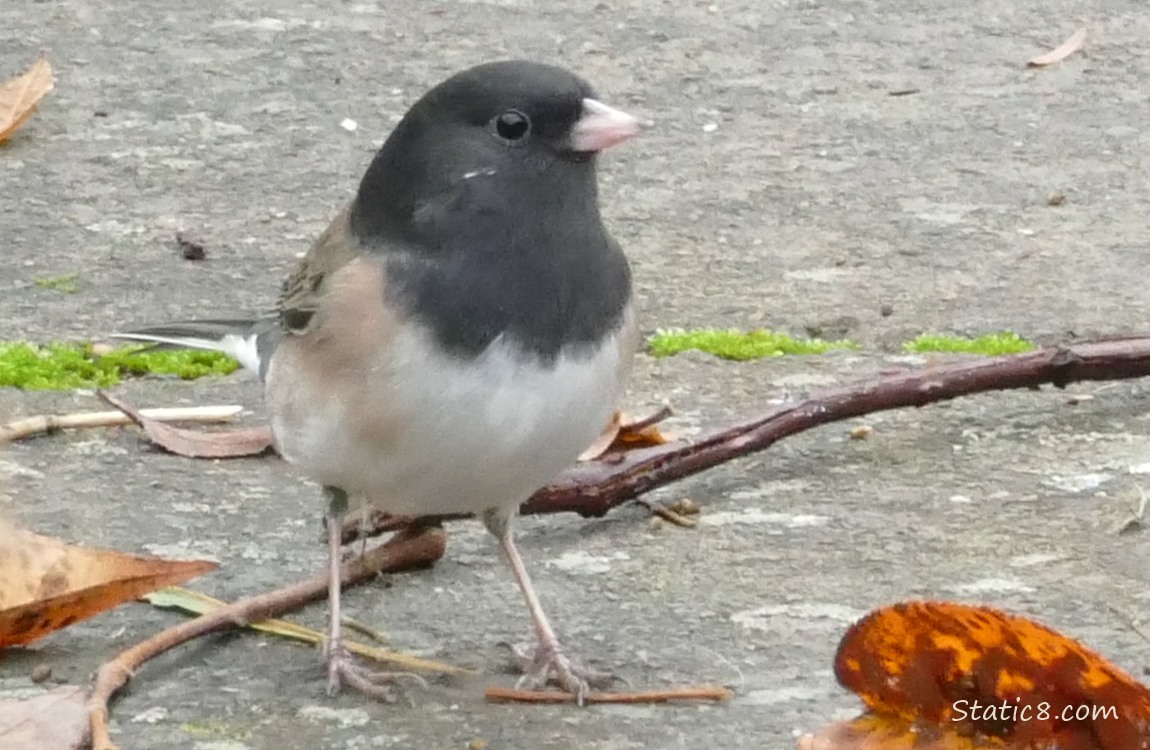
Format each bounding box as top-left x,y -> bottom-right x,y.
0,405 -> 243,443
485,685 -> 733,704
636,499 -> 698,528
619,404 -> 674,434
87,526 -> 446,750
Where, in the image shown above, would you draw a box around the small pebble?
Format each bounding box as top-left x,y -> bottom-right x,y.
1046,192 -> 1065,206
849,425 -> 874,440
30,664 -> 52,683
340,118 -> 358,132
702,122 -> 718,133
669,497 -> 700,515
176,231 -> 207,261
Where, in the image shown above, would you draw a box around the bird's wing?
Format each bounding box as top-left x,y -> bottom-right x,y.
277,204 -> 364,336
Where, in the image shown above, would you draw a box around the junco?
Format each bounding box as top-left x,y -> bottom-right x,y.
116,60 -> 641,700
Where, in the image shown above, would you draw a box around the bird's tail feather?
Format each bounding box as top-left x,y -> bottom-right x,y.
111,319 -> 271,374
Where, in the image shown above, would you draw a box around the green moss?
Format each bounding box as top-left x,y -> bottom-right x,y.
99,346 -> 240,380
649,327 -> 859,361
903,332 -> 1035,356
0,342 -> 240,390
33,273 -> 80,293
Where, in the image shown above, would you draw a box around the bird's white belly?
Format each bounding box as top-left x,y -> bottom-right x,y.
267,326 -> 625,516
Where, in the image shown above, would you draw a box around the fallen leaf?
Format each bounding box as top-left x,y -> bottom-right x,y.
0,57 -> 54,144
799,601 -> 1150,749
144,586 -> 468,675
0,523 -> 216,647
618,407 -> 674,447
578,406 -> 674,461
798,714 -> 976,750
579,410 -> 624,461
98,390 -> 274,458
0,685 -> 89,750
1028,27 -> 1088,67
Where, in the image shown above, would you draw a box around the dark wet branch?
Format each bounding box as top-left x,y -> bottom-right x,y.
346,336 -> 1150,542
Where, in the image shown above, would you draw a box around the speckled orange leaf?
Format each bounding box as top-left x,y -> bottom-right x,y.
800,601 -> 1150,750
798,713 -> 995,749
0,524 -> 216,647
0,57 -> 54,143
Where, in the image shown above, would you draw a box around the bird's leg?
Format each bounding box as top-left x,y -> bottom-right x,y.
322,486 -> 424,701
322,486 -> 350,692
483,507 -> 616,704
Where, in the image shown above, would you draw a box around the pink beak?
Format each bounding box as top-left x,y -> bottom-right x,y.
569,98 -> 642,153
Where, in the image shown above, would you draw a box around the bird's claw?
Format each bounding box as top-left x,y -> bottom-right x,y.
324,644 -> 427,702
500,641 -> 618,705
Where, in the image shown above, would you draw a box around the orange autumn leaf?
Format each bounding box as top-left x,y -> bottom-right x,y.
578,407 -> 673,461
0,524 -> 216,647
0,57 -> 54,144
801,601 -> 1150,750
618,411 -> 673,447
798,713 -> 995,750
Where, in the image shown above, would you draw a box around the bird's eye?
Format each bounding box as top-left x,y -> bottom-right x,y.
493,110 -> 531,142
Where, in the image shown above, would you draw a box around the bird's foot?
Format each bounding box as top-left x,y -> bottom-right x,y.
324,643 -> 427,702
501,641 -> 618,704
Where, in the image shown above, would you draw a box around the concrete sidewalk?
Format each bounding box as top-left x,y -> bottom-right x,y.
3,2 -> 1148,748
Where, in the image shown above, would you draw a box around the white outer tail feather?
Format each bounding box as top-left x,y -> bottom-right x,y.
112,331 -> 264,373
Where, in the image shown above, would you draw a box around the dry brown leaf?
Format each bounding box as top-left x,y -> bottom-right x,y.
0,686 -> 89,750
98,390 -> 274,458
578,410 -> 625,461
578,407 -> 674,461
0,524 -> 216,648
1028,27 -> 1087,67
0,57 -> 54,144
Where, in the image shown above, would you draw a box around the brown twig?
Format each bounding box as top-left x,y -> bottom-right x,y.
350,337 -> 1150,540
87,525 -> 446,750
0,405 -> 243,444
485,684 -> 733,704
618,404 -> 674,434
635,499 -> 698,528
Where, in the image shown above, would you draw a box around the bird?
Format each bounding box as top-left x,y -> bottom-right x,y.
114,60 -> 642,701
